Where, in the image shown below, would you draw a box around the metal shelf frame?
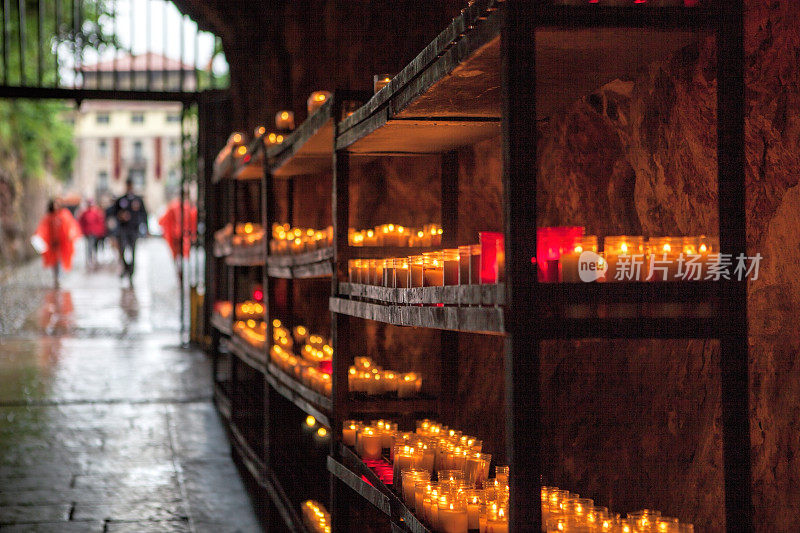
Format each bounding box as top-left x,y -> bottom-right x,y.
204,1 -> 750,531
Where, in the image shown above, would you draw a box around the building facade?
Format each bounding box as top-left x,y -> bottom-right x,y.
70,53 -> 194,216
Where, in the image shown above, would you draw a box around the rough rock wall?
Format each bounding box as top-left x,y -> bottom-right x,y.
194,0 -> 800,528
529,2 -> 800,530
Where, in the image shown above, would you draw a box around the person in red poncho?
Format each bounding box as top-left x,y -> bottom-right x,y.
158,198 -> 197,277
77,199 -> 106,269
33,199 -> 82,288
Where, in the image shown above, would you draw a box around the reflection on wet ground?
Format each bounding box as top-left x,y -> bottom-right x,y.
0,240 -> 261,532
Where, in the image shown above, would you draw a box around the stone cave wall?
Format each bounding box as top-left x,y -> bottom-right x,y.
194,0 -> 799,529
527,2 -> 800,530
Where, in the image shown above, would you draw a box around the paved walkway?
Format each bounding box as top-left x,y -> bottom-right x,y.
0,239 -> 262,532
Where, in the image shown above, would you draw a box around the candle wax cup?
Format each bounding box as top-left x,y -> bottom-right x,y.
444,259 -> 459,285
470,251 -> 481,284
343,427 -> 357,447
459,253 -> 470,285
402,475 -> 420,505
414,486 -> 426,513
485,520 -> 508,533
439,507 -> 469,533
561,251 -> 582,283
393,454 -> 414,486
395,267 -> 410,288
467,503 -> 480,530
359,432 -> 382,460
423,267 -> 444,287
410,263 -> 424,288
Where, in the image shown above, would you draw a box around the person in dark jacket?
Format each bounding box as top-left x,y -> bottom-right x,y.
108,179 -> 148,284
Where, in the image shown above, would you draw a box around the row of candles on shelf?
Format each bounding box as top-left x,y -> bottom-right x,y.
538,227 -> 720,282
268,222 -> 447,255
301,500 -> 331,533
213,223 -> 265,249
213,300 -> 233,320
270,320 -> 334,396
349,223 -> 443,247
345,418 -> 508,532
234,300 -> 264,321
270,224 -> 334,255
349,356 -> 423,398
268,321 -> 423,399
222,90 -> 333,159
233,319 -> 266,348
344,419 -> 693,533
349,232 -> 505,287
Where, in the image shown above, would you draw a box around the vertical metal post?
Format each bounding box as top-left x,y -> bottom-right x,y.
330,109 -> 352,532
112,0 -> 117,90
229,178 -> 239,410
717,1 -> 753,531
261,137 -> 273,465
76,0 -> 82,86
3,0 -> 10,84
54,0 -> 60,86
72,0 -> 78,88
440,150 -> 459,424
18,0 -> 25,85
129,0 -> 134,90
179,103 -> 188,345
145,0 -> 151,91
285,179 -> 295,322
36,0 -> 43,85
179,14 -> 185,92
161,0 -> 167,91
193,28 -> 199,90
502,1 -> 542,531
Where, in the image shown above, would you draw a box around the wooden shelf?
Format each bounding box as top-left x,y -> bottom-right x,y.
213,382 -> 232,421
267,92 -> 370,177
267,247 -> 334,278
327,456 -> 391,516
266,363 -> 332,428
230,419 -> 266,477
212,150 -> 236,182
332,445 -> 432,533
339,282 -> 505,306
534,281 -> 721,338
228,420 -> 310,533
211,312 -> 232,336
337,0 -> 706,154
212,240 -> 231,258
225,243 -> 266,267
348,396 -> 437,417
234,159 -> 264,180
227,336 -> 268,374
344,246 -> 439,259
330,296 -> 504,335
267,99 -> 335,177
262,468 -> 313,533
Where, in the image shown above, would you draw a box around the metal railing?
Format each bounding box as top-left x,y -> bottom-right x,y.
0,0 -> 227,100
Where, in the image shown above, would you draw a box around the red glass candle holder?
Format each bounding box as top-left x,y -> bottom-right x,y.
479,232 -> 505,284
536,226 -> 584,282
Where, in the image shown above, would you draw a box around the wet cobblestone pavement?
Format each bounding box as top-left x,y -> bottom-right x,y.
0,240 -> 262,532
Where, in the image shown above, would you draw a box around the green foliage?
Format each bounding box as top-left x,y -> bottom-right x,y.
0,99 -> 75,181
0,0 -> 110,182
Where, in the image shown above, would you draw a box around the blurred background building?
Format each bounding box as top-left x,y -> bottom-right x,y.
69,53 -> 194,215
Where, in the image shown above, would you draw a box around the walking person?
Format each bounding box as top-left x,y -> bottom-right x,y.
158,197 -> 197,279
77,199 -> 106,269
32,199 -> 82,289
108,179 -> 148,285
